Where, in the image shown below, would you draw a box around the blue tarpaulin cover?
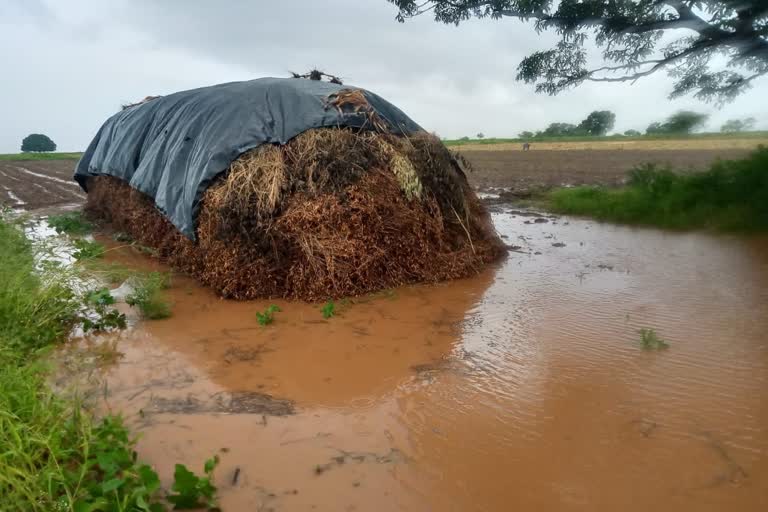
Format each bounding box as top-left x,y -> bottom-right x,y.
74,77 -> 422,238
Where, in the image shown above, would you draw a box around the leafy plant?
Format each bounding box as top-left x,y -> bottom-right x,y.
126,272 -> 172,320
82,288 -> 127,332
47,211 -> 93,235
321,301 -> 336,319
638,328 -> 669,351
167,456 -> 220,510
86,288 -> 115,306
256,304 -> 281,326
73,239 -> 105,260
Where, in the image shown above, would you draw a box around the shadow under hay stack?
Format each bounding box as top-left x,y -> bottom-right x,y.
77,78 -> 503,300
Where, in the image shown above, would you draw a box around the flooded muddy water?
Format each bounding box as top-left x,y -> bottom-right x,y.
68,210 -> 768,511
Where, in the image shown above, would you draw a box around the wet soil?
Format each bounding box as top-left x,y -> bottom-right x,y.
0,160 -> 84,209
55,208 -> 768,512
460,148 -> 753,191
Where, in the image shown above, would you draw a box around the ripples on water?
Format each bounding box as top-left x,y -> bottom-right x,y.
76,209 -> 768,511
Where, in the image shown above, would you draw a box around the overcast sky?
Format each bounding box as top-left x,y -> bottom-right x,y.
1,0 -> 766,153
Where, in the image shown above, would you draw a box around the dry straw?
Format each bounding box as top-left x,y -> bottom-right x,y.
86,128 -> 504,300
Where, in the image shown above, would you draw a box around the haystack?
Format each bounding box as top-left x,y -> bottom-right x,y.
85,128 -> 504,300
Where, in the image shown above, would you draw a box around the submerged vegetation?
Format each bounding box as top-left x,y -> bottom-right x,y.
256,304 -> 281,326
548,147 -> 768,231
0,216 -> 213,511
321,301 -> 336,319
638,328 -> 670,351
126,272 -> 172,320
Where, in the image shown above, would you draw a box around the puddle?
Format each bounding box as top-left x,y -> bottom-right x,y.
58,211 -> 768,511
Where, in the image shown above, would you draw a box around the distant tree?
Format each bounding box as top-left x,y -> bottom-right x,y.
389,1 -> 768,103
538,122 -> 579,137
519,131 -> 534,139
21,134 -> 56,152
721,117 -> 757,132
645,122 -> 666,135
459,136 -> 470,141
646,111 -> 709,134
577,110 -> 616,136
665,110 -> 709,133
624,129 -> 642,137
477,132 -> 485,139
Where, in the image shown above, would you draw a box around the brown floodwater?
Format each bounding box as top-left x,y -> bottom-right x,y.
63,208 -> 768,511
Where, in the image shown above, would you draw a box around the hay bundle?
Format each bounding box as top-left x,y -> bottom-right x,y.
85,129 -> 504,300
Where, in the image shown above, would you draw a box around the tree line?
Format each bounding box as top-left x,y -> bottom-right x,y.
512,111 -> 759,140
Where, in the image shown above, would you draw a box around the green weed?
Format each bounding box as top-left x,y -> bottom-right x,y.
638,328 -> 670,350
126,272 -> 172,320
548,147 -> 768,231
256,304 -> 281,326
321,301 -> 336,319
82,288 -> 127,332
47,211 -> 93,235
72,238 -> 105,260
167,456 -> 220,510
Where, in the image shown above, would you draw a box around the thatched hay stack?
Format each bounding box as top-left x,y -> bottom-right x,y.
85,129 -> 504,300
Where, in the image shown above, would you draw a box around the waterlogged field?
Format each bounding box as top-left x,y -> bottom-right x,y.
46,207 -> 768,512
2,145 -> 768,511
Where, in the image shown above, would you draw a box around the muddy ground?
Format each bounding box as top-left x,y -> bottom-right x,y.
0,147 -> 755,211
459,148 -> 754,191
0,160 -> 85,209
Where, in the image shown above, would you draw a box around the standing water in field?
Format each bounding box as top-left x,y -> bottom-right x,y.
60,210 -> 768,511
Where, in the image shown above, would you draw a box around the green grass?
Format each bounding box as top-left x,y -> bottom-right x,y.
0,220 -> 80,363
442,130 -> 768,146
72,239 -> 106,260
0,152 -> 82,161
547,147 -> 768,231
0,217 -> 216,511
47,212 -> 93,235
126,272 -> 172,320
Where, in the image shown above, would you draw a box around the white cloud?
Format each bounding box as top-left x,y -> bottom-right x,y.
0,0 -> 765,152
